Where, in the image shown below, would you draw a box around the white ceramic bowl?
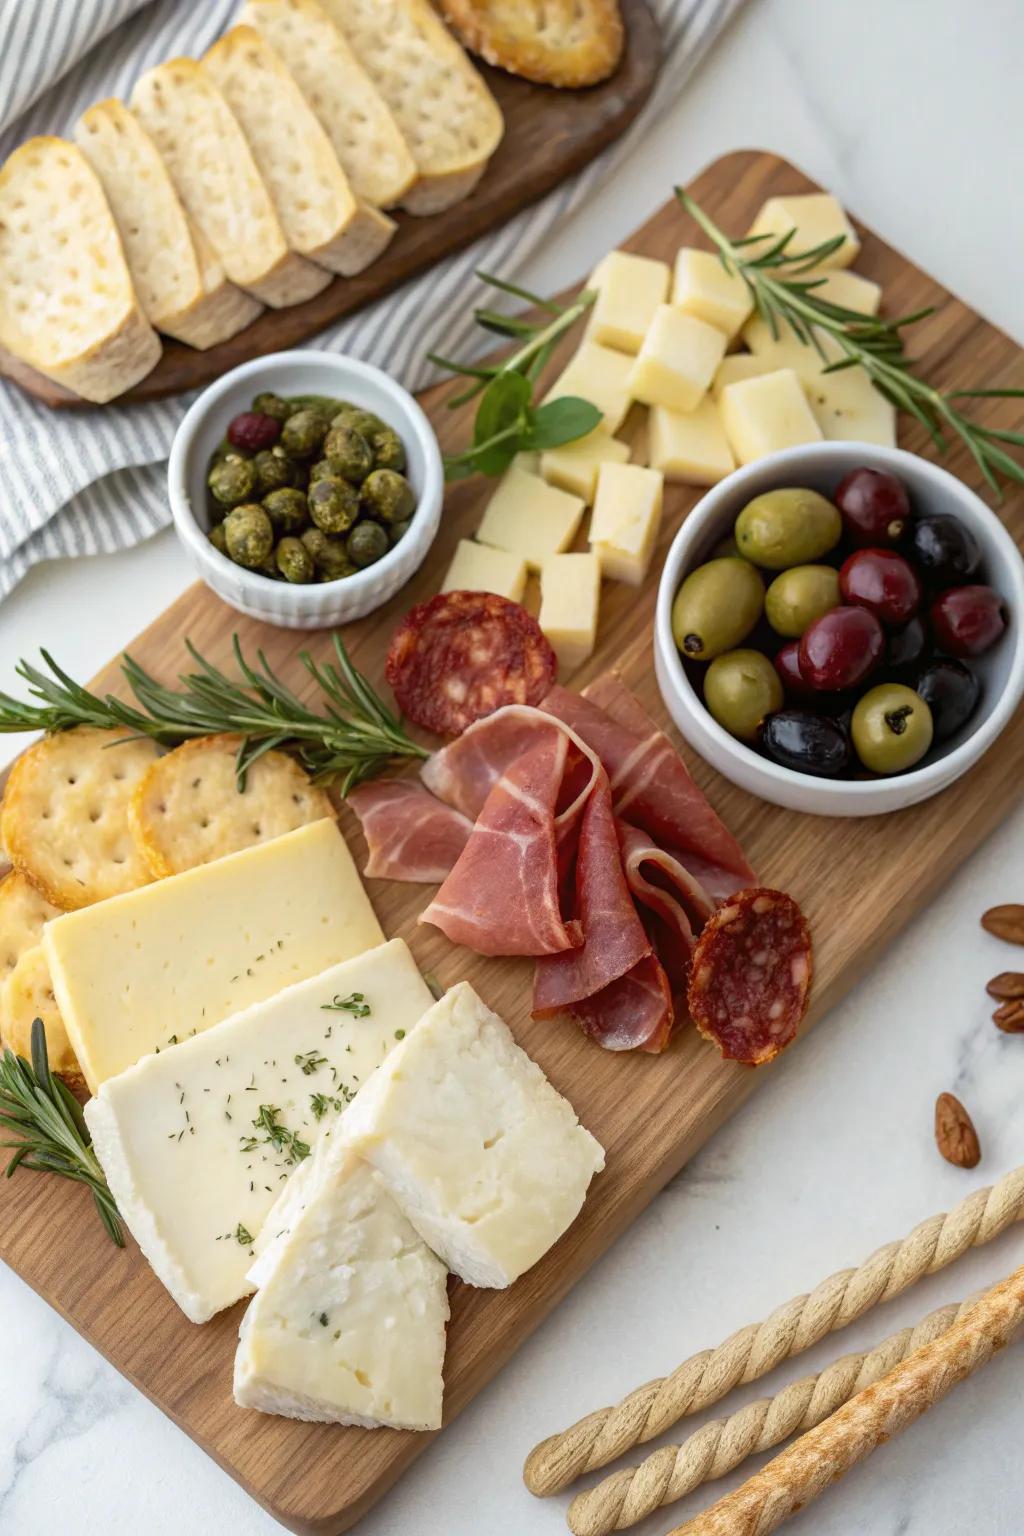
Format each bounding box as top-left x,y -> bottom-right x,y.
654,442 -> 1024,816
168,350 -> 444,629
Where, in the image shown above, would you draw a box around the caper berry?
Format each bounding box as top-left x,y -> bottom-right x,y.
308,475 -> 360,534
252,446 -> 297,496
308,458 -> 336,484
316,536 -> 357,581
361,467 -> 415,525
322,424 -> 373,484
346,519 -> 389,568
251,391 -> 291,423
263,486 -> 309,535
388,517 -> 412,547
331,406 -> 386,441
208,522 -> 229,555
223,504 -> 274,569
369,425 -> 406,473
208,456 -> 258,508
275,536 -> 315,584
281,408 -> 328,459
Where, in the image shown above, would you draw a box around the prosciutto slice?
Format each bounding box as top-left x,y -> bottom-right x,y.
348,781 -> 473,882
571,953 -> 674,1053
617,821 -> 716,990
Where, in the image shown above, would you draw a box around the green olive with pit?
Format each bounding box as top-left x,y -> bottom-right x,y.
388,517 -> 412,547
251,391 -> 291,423
734,487 -> 842,570
275,536 -> 315,584
208,522 -> 229,556
280,407 -> 328,459
703,649 -> 784,742
361,468 -> 415,525
331,406 -> 386,442
308,475 -> 360,535
316,535 -> 357,580
322,424 -> 373,484
369,424 -> 406,473
851,683 -> 934,774
671,557 -> 765,661
765,564 -> 842,638
223,504 -> 274,569
208,455 -> 258,508
346,519 -> 389,569
252,446 -> 297,496
262,486 -> 309,536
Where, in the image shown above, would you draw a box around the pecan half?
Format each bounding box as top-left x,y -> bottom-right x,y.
934,1092 -> 981,1168
993,1000 -> 1024,1033
981,904 -> 1024,946
986,972 -> 1024,1000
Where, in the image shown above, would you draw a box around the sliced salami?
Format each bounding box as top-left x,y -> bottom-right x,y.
687,888 -> 812,1066
387,591 -> 557,738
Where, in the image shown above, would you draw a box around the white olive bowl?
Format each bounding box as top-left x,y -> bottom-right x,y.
168,350 -> 444,630
654,442 -> 1024,817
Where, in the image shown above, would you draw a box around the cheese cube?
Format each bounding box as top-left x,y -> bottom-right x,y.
441,538 -> 527,601
540,426 -> 630,504
234,1149 -> 448,1430
804,365 -> 896,445
719,369 -> 824,465
45,821 -> 382,1091
711,353 -> 777,399
671,248 -> 753,339
589,462 -> 664,586
84,939 -> 435,1323
344,981 -> 605,1288
538,553 -> 602,674
627,306 -> 727,414
814,269 -> 882,315
589,249 -> 670,353
648,399 -> 735,486
746,193 -> 860,272
545,340 -> 634,434
740,314 -> 844,385
476,463 -> 584,570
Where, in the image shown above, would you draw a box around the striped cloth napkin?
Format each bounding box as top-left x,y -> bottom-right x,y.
0,0 -> 744,600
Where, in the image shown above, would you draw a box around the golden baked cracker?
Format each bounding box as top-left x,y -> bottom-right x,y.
0,728 -> 159,910
437,0 -> 624,88
1,943 -> 85,1089
128,734 -> 335,878
0,870 -> 61,976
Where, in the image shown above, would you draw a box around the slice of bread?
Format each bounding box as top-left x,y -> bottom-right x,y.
239,0 -> 416,210
0,137 -> 160,402
73,100 -> 261,349
315,0 -> 504,215
202,27 -> 394,278
130,59 -> 330,308
438,0 -> 624,88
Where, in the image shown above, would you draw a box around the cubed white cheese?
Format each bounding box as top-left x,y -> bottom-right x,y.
540,426 -> 630,504
545,341 -> 635,434
588,461 -> 665,586
740,314 -> 844,385
588,249 -> 670,353
84,938 -> 434,1323
627,305 -> 727,414
45,821 -> 383,1092
803,364 -> 896,445
813,269 -> 882,315
476,463 -> 584,570
441,538 -> 528,602
344,982 -> 605,1288
234,1148 -> 448,1430
671,248 -> 753,339
538,553 -> 602,674
719,368 -> 824,465
711,353 -> 778,400
746,193 -> 860,272
648,398 -> 735,486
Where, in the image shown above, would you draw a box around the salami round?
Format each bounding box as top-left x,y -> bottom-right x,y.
386,591 -> 557,737
687,888 -> 812,1065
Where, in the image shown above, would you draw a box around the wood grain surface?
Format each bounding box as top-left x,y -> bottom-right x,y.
0,0 -> 659,411
1,151 -> 1022,1534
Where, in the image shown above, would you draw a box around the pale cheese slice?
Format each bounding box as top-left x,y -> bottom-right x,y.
589,462 -> 665,586
538,552 -> 602,674
540,426 -> 630,504
85,938 -> 434,1324
475,463 -> 585,570
441,538 -> 528,601
0,136 -> 160,402
545,341 -> 634,435
73,100 -> 262,349
130,59 -> 330,308
203,27 -> 395,278
671,247 -> 753,340
719,368 -> 824,465
627,305 -> 728,414
648,399 -> 735,486
588,250 -> 671,354
813,269 -> 882,315
44,820 -> 382,1091
746,193 -> 860,273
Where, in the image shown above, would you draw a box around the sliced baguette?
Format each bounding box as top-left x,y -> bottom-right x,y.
316,0 -> 504,214
202,27 -> 394,278
73,100 -> 261,349
130,58 -> 330,308
239,0 -> 416,210
0,137 -> 160,402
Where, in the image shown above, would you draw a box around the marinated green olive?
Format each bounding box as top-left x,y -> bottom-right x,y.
262,486 -> 309,536
347,519 -> 389,568
368,424 -> 406,473
704,649 -> 784,742
252,446 -> 296,496
765,565 -> 841,638
223,504 -> 274,569
851,683 -> 934,774
331,406 -> 386,441
275,536 -> 315,583
361,467 -> 415,525
388,517 -> 412,547
308,475 -> 360,534
208,455 -> 257,508
322,424 -> 373,484
280,407 -> 328,459
308,458 -> 336,484
211,437 -> 251,464
316,535 -> 357,580
300,525 -> 329,562
734,487 -> 842,570
251,391 -> 291,423
208,522 -> 229,556
671,558 -> 764,661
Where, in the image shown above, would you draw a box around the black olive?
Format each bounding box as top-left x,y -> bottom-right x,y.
914,658 -> 981,742
885,614 -> 928,677
907,515 -> 981,586
760,709 -> 851,777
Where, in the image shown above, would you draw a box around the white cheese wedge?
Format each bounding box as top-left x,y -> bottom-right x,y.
627,305 -> 727,414
711,353 -> 777,400
671,248 -> 753,339
344,982 -> 604,1288
235,1146 -> 448,1429
648,399 -> 735,486
540,426 -> 630,504
719,368 -> 824,466
85,939 -> 434,1324
588,250 -> 670,354
589,462 -> 665,586
746,193 -> 860,272
546,341 -> 634,435
813,269 -> 882,315
476,464 -> 585,571
539,553 -> 602,675
441,539 -> 527,602
45,820 -> 382,1091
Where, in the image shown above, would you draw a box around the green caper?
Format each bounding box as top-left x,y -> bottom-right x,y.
308,457 -> 336,484
322,424 -> 373,484
331,406 -> 386,441
208,522 -> 229,556
671,558 -> 764,661
251,391 -> 291,423
275,536 -> 315,584
361,467 -> 415,525
300,525 -> 329,560
223,504 -> 274,569
308,476 -> 360,534
281,407 -> 328,459
851,683 -> 934,774
734,488 -> 842,570
703,649 -> 784,742
262,486 -> 309,535
765,565 -> 841,638
208,455 -> 258,508
252,446 -> 297,496
315,535 -> 357,580
369,424 -> 406,473
346,519 -> 389,569
388,517 -> 412,547
211,437 -> 251,464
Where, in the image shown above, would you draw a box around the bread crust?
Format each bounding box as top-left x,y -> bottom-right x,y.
437,0 -> 624,88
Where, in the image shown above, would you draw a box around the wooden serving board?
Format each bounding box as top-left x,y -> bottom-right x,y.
0,1 -> 659,411
2,151 -> 1023,1534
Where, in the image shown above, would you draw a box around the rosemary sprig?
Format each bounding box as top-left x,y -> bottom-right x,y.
0,633 -> 427,794
0,1019 -> 124,1246
429,269 -> 602,481
677,189 -> 1024,498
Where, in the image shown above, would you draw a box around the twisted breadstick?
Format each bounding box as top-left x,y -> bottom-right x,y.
523,1165 -> 1024,1496
668,1262 -> 1024,1536
567,1296 -> 975,1535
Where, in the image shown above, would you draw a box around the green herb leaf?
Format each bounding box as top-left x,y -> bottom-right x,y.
521,396 -> 603,451
321,992 -> 372,1018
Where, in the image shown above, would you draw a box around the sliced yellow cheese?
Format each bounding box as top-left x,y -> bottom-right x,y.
589,462 -> 664,586
588,250 -> 670,353
476,464 -> 585,570
545,340 -> 634,435
441,538 -> 527,601
648,398 -> 735,486
746,193 -> 860,272
538,553 -> 602,675
711,352 -> 778,399
539,426 -> 630,504
627,306 -> 727,414
740,314 -> 844,385
719,368 -> 823,466
671,248 -> 753,339
813,268 -> 881,315
804,365 -> 896,445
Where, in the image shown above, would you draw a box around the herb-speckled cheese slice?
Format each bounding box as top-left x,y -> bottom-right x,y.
85,938 -> 434,1324
44,820 -> 382,1091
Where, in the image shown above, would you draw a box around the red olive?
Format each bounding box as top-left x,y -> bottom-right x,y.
227,411 -> 282,453
839,547 -> 922,627
834,467 -> 911,547
774,641 -> 814,699
799,605 -> 885,691
930,584 -> 1007,657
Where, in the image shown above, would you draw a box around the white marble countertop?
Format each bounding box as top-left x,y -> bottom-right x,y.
2,0 -> 1023,1531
